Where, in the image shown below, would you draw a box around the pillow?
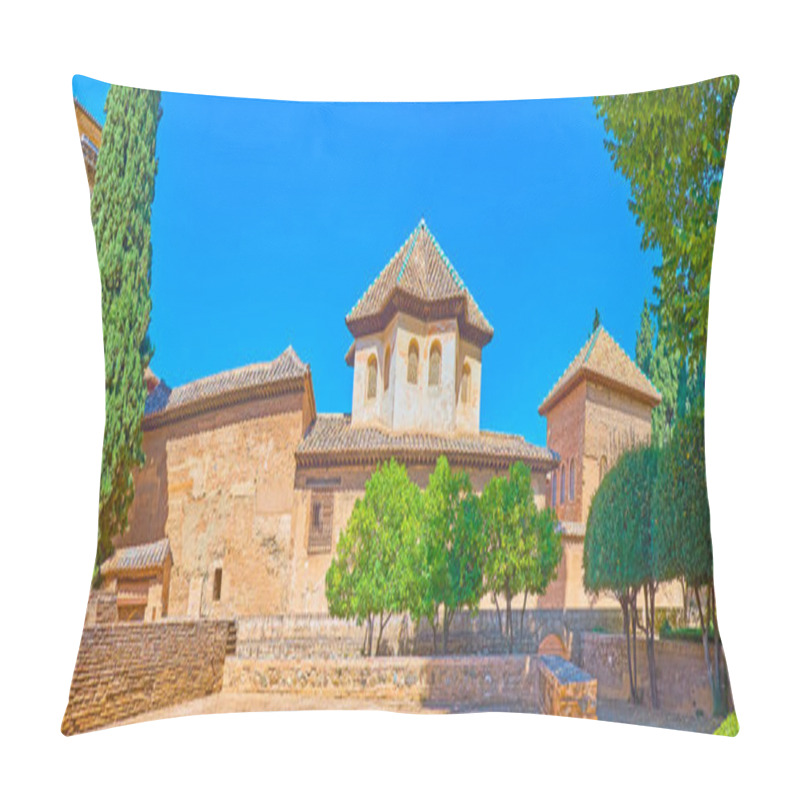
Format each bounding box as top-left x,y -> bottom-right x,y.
64,75 -> 738,735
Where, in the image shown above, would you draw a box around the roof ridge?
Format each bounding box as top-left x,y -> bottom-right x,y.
596,326 -> 661,396
396,221 -> 423,284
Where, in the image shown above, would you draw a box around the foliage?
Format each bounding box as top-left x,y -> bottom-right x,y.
415,457 -> 485,653
595,76 -> 739,370
659,622 -> 716,643
634,301 -> 697,449
325,459 -> 422,655
653,410 -> 728,716
652,412 -> 712,587
92,86 -> 161,574
481,462 -> 561,653
584,446 -> 661,705
713,713 -> 739,737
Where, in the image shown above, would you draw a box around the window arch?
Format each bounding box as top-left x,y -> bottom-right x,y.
428,341 -> 442,386
559,464 -> 566,505
407,340 -> 419,384
460,362 -> 471,404
383,346 -> 391,391
366,354 -> 378,400
569,458 -> 576,502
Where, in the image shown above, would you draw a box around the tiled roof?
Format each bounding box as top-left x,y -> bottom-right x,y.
345,220 -> 494,346
100,539 -> 171,576
144,346 -> 309,428
296,413 -> 558,471
538,327 -> 661,414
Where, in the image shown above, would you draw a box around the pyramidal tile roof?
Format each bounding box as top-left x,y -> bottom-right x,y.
538,327 -> 661,414
345,219 -> 493,346
144,346 -> 309,427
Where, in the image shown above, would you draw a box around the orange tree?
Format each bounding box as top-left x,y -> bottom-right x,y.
481,462 -> 561,654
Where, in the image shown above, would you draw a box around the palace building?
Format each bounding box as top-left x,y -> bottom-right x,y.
101,220 -> 673,622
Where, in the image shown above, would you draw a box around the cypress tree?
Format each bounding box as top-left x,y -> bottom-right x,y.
90,86 -> 161,576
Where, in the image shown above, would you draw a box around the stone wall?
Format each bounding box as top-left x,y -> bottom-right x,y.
62,619 -> 236,735
224,654 -> 540,711
574,632 -> 728,716
84,591 -> 118,627
235,609 -> 625,660
538,655 -> 597,718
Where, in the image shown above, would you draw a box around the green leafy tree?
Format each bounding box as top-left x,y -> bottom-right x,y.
416,457 -> 485,653
325,459 -> 422,656
635,301 -> 691,448
481,462 -> 561,653
634,300 -> 654,380
584,447 -> 661,706
92,86 -> 161,577
595,76 -> 739,369
653,411 -> 728,715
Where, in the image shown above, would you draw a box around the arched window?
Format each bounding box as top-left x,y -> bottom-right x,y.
599,456 -> 608,483
383,346 -> 391,391
366,354 -> 377,400
569,459 -> 575,501
551,471 -> 557,507
460,363 -> 471,403
560,464 -> 566,504
428,341 -> 441,386
407,340 -> 419,384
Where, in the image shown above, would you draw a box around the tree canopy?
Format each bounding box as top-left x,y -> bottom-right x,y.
91,86 -> 161,575
325,459 -> 422,655
584,446 -> 661,703
595,76 -> 739,369
482,461 -> 561,652
415,457 -> 485,653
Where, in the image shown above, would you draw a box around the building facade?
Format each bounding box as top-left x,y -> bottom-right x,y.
103,221 -> 675,620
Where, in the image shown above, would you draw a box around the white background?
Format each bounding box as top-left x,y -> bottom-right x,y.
2,1 -> 797,796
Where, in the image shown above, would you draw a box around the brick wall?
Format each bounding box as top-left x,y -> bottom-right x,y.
574,632 -> 728,716
62,619 -> 235,735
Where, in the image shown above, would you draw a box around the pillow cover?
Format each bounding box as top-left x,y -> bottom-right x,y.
64,75 -> 738,735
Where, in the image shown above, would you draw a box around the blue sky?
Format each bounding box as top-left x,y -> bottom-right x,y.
74,75 -> 657,444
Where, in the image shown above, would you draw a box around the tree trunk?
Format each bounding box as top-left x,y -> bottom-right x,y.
695,585 -> 720,715
519,590 -> 528,646
375,611 -> 391,657
506,594 -> 513,654
631,589 -> 639,704
645,582 -> 659,709
493,593 -> 503,642
621,597 -> 636,704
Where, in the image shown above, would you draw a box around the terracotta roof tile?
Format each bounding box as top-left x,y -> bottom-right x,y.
296,413 -> 558,471
538,327 -> 661,414
144,346 -> 309,426
100,539 -> 171,576
345,220 -> 493,345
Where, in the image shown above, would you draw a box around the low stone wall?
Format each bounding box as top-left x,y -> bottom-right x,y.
236,609 -> 626,660
538,655 -> 597,719
224,653 -> 597,719
62,619 -> 236,735
224,654 -> 540,710
575,633 -> 726,716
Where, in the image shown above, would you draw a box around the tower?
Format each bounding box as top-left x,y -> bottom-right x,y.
344,219 -> 493,435
538,326 -> 661,607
